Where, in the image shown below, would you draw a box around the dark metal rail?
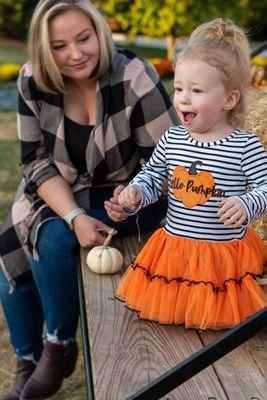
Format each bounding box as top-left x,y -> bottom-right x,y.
126,307 -> 267,400
76,250 -> 95,400
249,40 -> 267,58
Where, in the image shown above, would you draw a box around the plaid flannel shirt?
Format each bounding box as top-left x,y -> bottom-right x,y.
0,49 -> 178,289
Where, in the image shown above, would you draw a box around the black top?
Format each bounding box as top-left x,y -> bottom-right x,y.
64,115 -> 94,173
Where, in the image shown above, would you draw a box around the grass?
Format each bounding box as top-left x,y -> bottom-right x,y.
0,39 -> 28,65
0,40 -> 27,92
0,110 -> 87,399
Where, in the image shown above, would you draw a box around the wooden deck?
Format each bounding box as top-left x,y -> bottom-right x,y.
80,232 -> 267,400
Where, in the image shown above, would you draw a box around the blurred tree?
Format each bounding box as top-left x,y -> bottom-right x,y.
99,0 -> 133,31
0,0 -> 35,40
0,0 -> 265,48
101,0 -> 249,60
245,0 -> 267,42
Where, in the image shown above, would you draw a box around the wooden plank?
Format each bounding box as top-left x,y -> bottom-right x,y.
82,271 -> 150,399
123,235 -> 227,400
81,237 -> 152,400
130,323 -> 228,400
247,329 -> 267,379
200,329 -> 267,400
81,233 -> 227,400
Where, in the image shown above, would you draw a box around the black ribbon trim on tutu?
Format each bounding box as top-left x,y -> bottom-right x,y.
130,260 -> 263,293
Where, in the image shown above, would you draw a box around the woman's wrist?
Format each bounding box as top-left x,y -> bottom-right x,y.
63,208 -> 86,230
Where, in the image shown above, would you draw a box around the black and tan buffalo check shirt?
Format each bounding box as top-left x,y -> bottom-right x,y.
0,49 -> 178,289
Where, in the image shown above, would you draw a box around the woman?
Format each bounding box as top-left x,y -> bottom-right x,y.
0,0 -> 178,399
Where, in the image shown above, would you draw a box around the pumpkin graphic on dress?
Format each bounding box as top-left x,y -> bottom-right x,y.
171,161 -> 215,207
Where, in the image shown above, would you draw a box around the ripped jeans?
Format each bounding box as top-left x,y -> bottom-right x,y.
0,201 -> 167,362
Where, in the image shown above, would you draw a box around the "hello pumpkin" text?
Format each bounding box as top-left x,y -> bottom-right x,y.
171,177 -> 226,198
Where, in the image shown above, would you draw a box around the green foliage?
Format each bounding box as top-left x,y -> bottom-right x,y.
102,0 -> 248,39
0,0 -> 265,43
0,0 -> 36,39
98,0 -> 134,32
101,0 -> 250,59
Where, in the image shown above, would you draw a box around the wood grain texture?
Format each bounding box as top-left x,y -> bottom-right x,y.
81,233 -> 227,400
200,330 -> 267,400
247,329 -> 267,379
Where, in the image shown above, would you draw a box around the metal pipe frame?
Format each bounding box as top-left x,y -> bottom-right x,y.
249,40 -> 267,58
76,250 -> 95,400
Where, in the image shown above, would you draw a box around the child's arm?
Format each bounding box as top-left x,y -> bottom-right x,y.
128,131 -> 168,209
218,134 -> 267,227
105,130 -> 169,221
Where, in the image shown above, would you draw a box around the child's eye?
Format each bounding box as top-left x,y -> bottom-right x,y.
193,88 -> 202,93
174,87 -> 182,93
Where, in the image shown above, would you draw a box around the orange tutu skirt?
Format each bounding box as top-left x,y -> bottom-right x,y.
116,227 -> 267,330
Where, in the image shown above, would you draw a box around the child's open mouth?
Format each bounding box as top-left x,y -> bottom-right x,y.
182,112 -> 196,124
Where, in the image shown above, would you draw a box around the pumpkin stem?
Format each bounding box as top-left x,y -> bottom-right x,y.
188,160 -> 203,175
103,228 -> 117,248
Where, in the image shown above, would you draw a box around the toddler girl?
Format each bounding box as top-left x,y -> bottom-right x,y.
107,18 -> 267,330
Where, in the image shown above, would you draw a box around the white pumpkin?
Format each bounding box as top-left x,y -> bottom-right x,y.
86,228 -> 123,274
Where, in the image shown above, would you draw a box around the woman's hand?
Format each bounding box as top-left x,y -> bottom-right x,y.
73,214 -> 112,248
104,185 -> 127,222
217,197 -> 247,228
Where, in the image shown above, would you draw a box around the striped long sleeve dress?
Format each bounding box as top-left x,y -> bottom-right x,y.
116,125 -> 267,330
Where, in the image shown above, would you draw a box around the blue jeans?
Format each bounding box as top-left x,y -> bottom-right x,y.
0,201 -> 166,362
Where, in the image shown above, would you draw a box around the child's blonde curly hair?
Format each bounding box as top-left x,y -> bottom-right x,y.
175,18 -> 251,128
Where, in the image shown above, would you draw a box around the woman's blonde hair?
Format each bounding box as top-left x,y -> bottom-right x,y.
28,0 -> 115,93
175,18 -> 251,128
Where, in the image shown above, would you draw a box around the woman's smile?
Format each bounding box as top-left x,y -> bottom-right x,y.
70,60 -> 88,69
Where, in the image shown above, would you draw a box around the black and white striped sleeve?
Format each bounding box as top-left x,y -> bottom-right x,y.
238,134 -> 267,223
129,130 -> 168,209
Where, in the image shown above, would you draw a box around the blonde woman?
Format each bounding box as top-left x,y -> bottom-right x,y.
0,1 -> 178,399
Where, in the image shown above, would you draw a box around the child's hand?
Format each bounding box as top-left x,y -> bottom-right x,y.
118,185 -> 142,210
104,185 -> 127,222
217,197 -> 247,227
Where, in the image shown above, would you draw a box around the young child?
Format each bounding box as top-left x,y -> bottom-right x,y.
106,18 -> 267,330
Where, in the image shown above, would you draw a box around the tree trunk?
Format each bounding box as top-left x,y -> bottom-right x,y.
166,35 -> 175,61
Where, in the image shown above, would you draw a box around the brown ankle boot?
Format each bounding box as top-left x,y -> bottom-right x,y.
2,359 -> 36,400
20,341 -> 78,400
62,341 -> 78,378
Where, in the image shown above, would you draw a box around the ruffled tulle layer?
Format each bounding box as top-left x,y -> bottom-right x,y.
116,227 -> 267,330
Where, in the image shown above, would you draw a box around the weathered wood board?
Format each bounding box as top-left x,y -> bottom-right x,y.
81,231 -> 267,400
